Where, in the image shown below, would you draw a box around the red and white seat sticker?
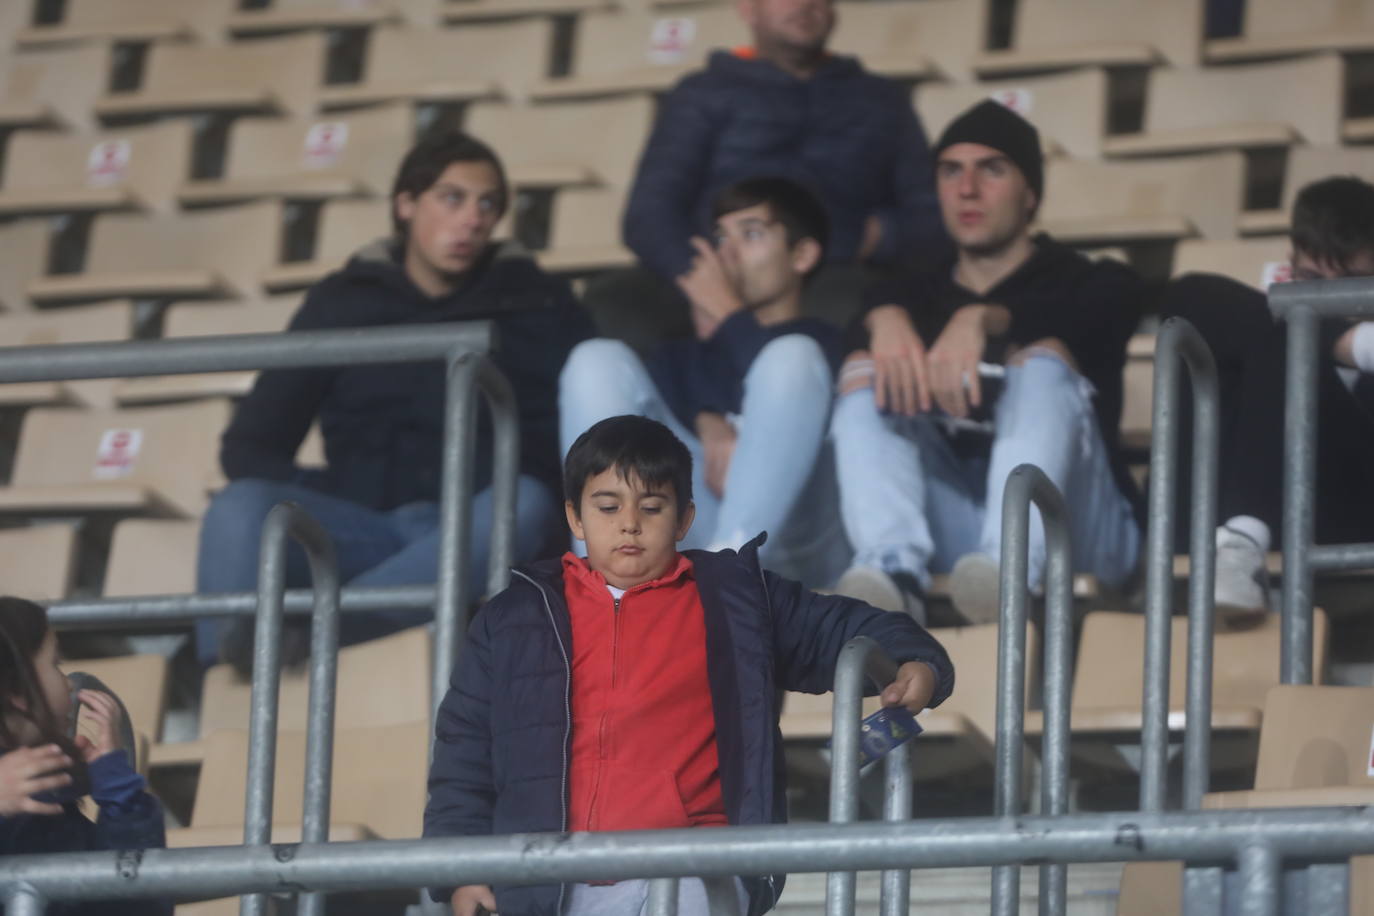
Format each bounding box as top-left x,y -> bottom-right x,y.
93,428 -> 143,480
86,139 -> 132,187
648,18 -> 697,65
302,122 -> 350,169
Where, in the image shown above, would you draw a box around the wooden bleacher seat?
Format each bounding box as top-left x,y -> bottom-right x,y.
101,518 -> 200,598
28,201 -> 283,305
15,0 -> 234,47
0,120 -> 193,218
1119,332 -> 1155,452
443,0 -> 614,26
115,298 -> 299,405
318,19 -> 551,110
826,0 -> 985,83
1239,146 -> 1374,236
0,399 -> 233,519
65,653 -> 170,746
1118,685 -> 1374,914
93,33 -> 325,122
973,0 -> 1203,78
1024,609 -> 1330,779
0,301 -> 135,410
0,44 -> 112,130
1101,54 -> 1345,158
528,6 -> 744,101
152,626 -> 431,775
780,623 -> 1034,786
537,187 -> 634,273
1171,237 -> 1291,290
1207,0 -> 1374,63
260,197 -> 390,293
1036,152 -> 1246,245
465,95 -> 653,189
0,525 -> 78,601
0,220 -> 51,312
176,105 -> 411,207
915,69 -> 1109,160
226,0 -> 440,36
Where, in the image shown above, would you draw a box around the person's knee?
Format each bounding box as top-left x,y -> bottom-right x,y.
831,386 -> 880,437
202,478 -> 287,540
1007,351 -> 1088,402
559,337 -> 638,396
745,334 -> 832,395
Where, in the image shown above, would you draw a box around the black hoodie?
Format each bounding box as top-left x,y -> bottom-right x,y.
847,234 -> 1146,519
220,240 -> 594,510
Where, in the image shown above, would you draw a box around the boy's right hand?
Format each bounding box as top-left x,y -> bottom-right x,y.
451,884 -> 497,915
0,745 -> 72,816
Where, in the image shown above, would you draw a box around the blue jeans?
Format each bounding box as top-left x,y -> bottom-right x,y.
194,476 -> 556,667
558,336 -> 849,587
832,353 -> 1140,591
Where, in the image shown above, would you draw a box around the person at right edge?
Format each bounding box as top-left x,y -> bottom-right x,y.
831,100 -> 1146,622
1162,175 -> 1374,622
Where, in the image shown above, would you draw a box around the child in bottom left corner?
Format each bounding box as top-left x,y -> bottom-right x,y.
0,596 -> 172,916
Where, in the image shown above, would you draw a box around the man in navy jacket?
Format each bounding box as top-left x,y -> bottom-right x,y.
622,0 -> 945,283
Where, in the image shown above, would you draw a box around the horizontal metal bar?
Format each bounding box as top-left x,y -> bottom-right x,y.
1269,278 -> 1374,320
0,323 -> 494,384
44,585 -> 434,627
2,808 -> 1371,904
1309,543 -> 1374,572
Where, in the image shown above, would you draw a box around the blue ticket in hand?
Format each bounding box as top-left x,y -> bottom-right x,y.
831,706 -> 923,769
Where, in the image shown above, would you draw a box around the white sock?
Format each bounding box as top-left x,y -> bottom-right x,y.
1221,515 -> 1271,553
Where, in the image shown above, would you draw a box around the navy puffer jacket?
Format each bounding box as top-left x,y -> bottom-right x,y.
424,536 -> 955,915
623,50 -> 946,279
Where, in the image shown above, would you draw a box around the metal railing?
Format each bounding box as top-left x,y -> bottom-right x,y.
9,323 -> 519,718
1269,277 -> 1374,684
992,463 -> 1074,916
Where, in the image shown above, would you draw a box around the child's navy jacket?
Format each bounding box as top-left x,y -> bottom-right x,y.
424,535 -> 956,916
0,750 -> 170,916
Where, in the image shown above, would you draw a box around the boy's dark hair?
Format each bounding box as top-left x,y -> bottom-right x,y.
711,176 -> 830,263
0,597 -> 84,778
563,415 -> 693,515
390,131 -> 509,238
1291,175 -> 1374,275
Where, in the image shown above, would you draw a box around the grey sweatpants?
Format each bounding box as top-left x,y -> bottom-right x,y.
562,876 -> 749,915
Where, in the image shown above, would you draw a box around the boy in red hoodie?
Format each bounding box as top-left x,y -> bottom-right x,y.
426,415 -> 955,916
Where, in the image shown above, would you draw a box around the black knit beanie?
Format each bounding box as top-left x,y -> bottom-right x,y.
934,99 -> 1043,201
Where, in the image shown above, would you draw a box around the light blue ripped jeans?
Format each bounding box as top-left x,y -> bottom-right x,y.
558,335 -> 850,588
831,353 -> 1140,592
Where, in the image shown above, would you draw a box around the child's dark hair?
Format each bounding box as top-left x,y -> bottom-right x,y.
711,176 -> 830,265
563,416 -> 693,515
1291,175 -> 1374,276
0,597 -> 76,758
390,131 -> 509,238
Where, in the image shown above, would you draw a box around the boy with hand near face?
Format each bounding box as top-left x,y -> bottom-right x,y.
424,415 -> 954,916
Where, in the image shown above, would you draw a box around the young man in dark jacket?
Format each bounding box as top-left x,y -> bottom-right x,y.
562,178 -> 847,587
195,132 -> 594,670
425,415 -> 954,916
832,101 -> 1145,622
622,0 -> 944,283
1161,175 -> 1374,619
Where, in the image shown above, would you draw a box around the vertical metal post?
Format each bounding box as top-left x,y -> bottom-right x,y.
1304,862 -> 1351,915
1181,866 -> 1224,916
296,512 -> 341,916
646,877 -> 680,916
1142,319 -> 1222,812
4,885 -> 46,916
1280,306 -> 1320,685
433,351 -> 521,725
879,740 -> 913,916
991,464 -> 1072,916
242,503 -> 341,916
1237,845 -> 1281,916
826,635 -> 901,916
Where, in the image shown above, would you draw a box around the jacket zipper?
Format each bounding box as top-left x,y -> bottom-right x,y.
512,569 -> 572,913
587,593 -> 621,831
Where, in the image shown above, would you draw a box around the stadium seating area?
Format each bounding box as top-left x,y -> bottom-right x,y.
1,0 -> 1371,911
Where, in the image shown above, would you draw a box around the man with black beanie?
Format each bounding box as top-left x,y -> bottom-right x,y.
831,100 -> 1145,622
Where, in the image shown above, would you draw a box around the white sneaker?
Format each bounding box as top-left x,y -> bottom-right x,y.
949,552 -> 1001,624
1214,519 -> 1270,620
834,566 -> 926,623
